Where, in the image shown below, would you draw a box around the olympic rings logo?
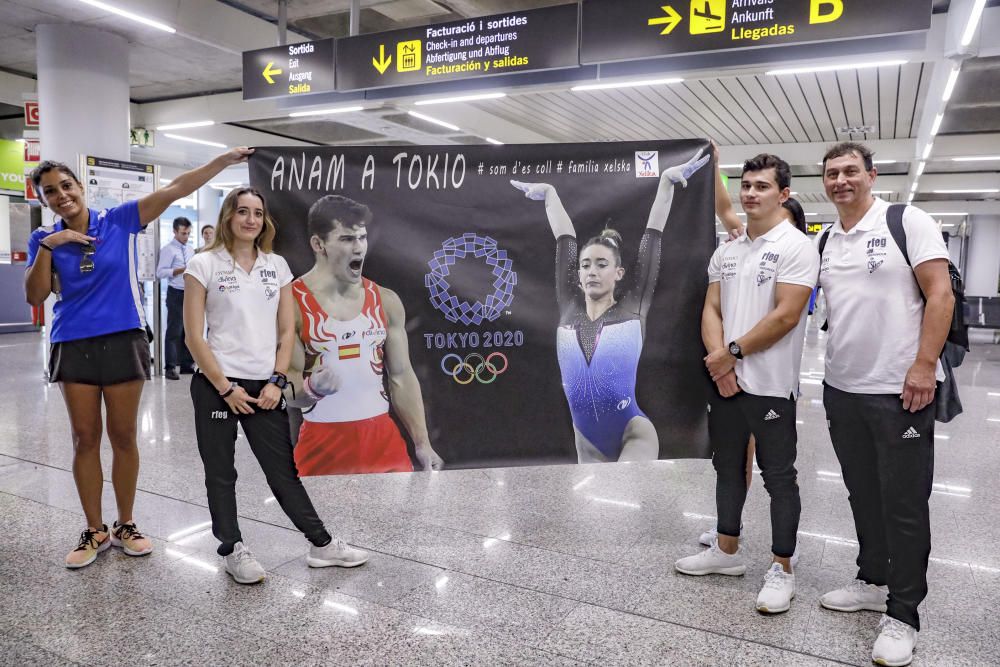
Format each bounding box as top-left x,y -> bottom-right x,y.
440,352 -> 508,385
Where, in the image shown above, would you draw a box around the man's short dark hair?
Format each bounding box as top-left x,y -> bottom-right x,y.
823,142 -> 875,172
308,195 -> 372,239
173,216 -> 192,231
742,154 -> 791,190
201,224 -> 214,231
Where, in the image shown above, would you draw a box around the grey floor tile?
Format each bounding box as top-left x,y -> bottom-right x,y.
273,550 -> 444,606
387,570 -> 580,646
540,603 -> 740,666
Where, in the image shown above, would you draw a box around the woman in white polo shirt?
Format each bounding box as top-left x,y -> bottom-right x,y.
183,186 -> 368,584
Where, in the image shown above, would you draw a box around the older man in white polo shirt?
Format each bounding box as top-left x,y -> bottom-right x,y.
816,142 -> 954,667
675,154 -> 818,615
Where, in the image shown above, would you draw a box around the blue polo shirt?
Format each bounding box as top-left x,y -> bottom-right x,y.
27,200 -> 147,343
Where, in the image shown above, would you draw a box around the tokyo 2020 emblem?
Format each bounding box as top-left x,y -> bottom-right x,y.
424,234 -> 517,325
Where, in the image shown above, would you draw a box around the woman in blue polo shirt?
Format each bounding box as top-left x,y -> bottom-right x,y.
25,147 -> 252,569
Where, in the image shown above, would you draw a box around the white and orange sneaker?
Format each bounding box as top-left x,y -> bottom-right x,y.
65,525 -> 111,569
111,520 -> 153,557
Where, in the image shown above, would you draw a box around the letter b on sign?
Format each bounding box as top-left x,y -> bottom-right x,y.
810,0 -> 843,24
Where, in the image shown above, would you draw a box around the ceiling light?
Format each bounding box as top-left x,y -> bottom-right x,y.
288,106 -> 364,117
872,190 -> 893,194
952,155 -> 1000,162
208,182 -> 243,190
407,111 -> 460,131
910,181 -> 919,193
942,65 -> 961,102
929,113 -> 944,136
163,133 -> 226,148
719,164 -> 743,169
873,160 -> 897,165
961,0 -> 988,47
77,0 -> 175,33
922,143 -> 934,160
571,77 -> 684,91
414,92 -> 506,106
766,60 -> 907,76
485,137 -> 503,145
933,188 -> 1000,194
915,161 -> 926,177
805,213 -> 819,216
926,212 -> 969,216
155,120 -> 214,131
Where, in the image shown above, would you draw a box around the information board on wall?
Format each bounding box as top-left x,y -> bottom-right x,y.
336,4 -> 579,91
581,0 -> 933,63
80,156 -> 158,281
243,38 -> 336,100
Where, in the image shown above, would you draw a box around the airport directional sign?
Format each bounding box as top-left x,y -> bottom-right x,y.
336,4 -> 579,91
242,38 -> 336,100
581,0 -> 933,64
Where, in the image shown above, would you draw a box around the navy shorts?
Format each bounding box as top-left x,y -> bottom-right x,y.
49,328 -> 151,385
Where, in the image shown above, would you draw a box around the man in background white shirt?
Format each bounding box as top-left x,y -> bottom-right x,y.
156,216 -> 195,379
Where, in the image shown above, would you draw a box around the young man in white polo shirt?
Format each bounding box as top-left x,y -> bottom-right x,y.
675,154 -> 818,615
817,142 -> 954,666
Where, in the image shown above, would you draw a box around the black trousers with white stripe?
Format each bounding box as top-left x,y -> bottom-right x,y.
709,390 -> 800,558
190,373 -> 331,556
823,383 -> 935,631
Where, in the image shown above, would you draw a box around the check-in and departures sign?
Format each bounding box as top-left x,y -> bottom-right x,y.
242,39 -> 336,100
581,0 -> 933,64
336,4 -> 579,91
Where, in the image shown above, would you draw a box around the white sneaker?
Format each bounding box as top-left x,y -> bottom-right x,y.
820,578 -> 888,613
307,537 -> 369,568
675,542 -> 747,576
698,526 -> 720,546
697,527 -> 801,567
872,614 -> 918,666
756,562 -> 795,613
223,542 -> 266,584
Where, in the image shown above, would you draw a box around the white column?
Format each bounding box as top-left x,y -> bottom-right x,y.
965,216 -> 1000,297
197,185 -> 222,232
36,24 -> 130,167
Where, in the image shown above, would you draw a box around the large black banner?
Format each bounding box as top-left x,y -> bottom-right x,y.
249,140 -> 715,472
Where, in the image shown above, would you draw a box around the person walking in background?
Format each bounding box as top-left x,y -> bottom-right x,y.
157,216 -> 195,379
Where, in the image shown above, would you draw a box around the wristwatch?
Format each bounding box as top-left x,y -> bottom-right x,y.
268,372 -> 288,390
728,341 -> 744,360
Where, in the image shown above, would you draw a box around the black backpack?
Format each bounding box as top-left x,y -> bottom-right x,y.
817,203 -> 970,357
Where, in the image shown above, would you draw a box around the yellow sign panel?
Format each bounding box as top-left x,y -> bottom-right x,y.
690,0 -> 726,34
810,0 -> 844,24
648,5 -> 682,35
807,223 -> 824,234
397,40 -> 422,72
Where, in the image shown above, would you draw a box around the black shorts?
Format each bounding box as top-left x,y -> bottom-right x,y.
49,329 -> 151,386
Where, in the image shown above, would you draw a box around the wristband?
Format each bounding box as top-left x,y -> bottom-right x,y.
39,242 -> 54,252
302,375 -> 322,402
219,381 -> 238,398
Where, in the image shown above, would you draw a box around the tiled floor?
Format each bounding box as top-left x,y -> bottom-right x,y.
2,323 -> 999,666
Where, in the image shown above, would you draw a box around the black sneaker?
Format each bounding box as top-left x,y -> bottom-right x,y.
164,367 -> 180,380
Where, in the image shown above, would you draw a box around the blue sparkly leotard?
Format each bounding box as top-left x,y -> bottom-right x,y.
555,230 -> 662,459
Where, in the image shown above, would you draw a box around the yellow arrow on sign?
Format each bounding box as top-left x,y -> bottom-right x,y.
648,5 -> 682,35
262,61 -> 282,84
372,44 -> 392,74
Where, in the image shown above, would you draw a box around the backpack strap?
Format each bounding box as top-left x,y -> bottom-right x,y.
886,203 -> 910,267
817,227 -> 831,258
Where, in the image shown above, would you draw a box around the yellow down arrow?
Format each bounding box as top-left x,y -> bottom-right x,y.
262,61 -> 282,84
372,44 -> 392,74
648,5 -> 682,35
